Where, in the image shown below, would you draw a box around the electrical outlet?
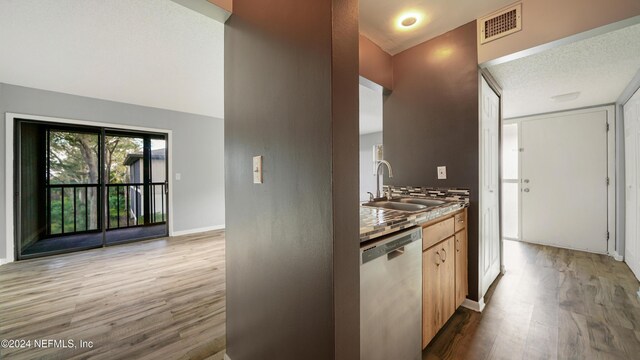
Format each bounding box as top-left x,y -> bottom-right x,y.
253,156 -> 263,184
437,166 -> 447,180
175,173 -> 181,181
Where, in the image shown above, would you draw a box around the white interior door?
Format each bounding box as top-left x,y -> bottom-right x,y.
625,89 -> 640,279
521,110 -> 608,253
480,77 -> 500,297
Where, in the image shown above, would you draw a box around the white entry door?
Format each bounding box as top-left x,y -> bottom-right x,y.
521,110 -> 608,253
625,89 -> 640,279
480,77 -> 500,297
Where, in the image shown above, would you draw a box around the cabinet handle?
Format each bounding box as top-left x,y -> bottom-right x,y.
441,248 -> 447,262
435,251 -> 442,266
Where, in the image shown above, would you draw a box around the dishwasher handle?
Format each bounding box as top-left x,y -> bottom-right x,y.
387,247 -> 405,261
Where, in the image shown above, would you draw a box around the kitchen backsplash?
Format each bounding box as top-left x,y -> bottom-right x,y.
383,185 -> 470,204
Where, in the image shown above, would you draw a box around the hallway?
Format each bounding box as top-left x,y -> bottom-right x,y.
423,240 -> 640,359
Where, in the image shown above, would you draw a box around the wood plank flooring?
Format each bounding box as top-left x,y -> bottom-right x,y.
423,240 -> 640,360
4,232 -> 640,359
0,230 -> 226,360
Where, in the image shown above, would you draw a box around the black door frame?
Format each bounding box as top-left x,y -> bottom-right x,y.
14,119 -> 170,260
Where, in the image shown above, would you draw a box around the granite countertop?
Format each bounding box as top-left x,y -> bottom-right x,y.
359,200 -> 466,243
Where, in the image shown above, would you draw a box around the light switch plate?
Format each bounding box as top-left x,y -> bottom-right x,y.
175,173 -> 181,181
437,166 -> 447,179
253,156 -> 263,184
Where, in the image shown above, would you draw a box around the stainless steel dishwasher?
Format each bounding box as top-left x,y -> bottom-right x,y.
360,227 -> 422,360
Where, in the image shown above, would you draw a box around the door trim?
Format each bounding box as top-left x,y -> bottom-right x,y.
504,105 -> 617,257
4,112 -> 174,264
479,73 -> 503,300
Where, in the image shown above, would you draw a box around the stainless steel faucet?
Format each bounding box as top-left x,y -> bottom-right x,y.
375,160 -> 394,198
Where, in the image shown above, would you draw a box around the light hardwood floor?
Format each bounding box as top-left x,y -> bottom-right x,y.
424,239 -> 640,360
0,230 -> 226,360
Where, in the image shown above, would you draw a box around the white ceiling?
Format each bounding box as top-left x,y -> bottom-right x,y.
359,83 -> 383,135
360,0 -> 515,55
0,0 -> 224,119
489,23 -> 640,119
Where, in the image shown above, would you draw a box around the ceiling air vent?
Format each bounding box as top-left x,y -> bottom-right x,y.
480,3 -> 522,44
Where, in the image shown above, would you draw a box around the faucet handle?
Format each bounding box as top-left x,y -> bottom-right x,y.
367,192 -> 375,202
385,188 -> 393,200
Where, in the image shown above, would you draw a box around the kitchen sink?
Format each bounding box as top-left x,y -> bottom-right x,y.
362,201 -> 427,212
394,198 -> 446,207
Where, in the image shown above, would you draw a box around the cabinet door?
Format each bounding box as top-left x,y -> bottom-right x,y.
422,236 -> 456,348
455,230 -> 468,309
423,245 -> 442,348
439,237 -> 456,325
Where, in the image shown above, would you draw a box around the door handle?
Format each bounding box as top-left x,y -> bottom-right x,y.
441,248 -> 447,262
523,179 -> 530,183
523,188 -> 530,193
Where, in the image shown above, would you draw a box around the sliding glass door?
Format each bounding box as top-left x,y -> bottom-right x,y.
104,132 -> 168,244
15,120 -> 169,259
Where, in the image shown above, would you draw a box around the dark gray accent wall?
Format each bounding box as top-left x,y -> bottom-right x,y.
224,0 -> 359,359
383,21 -> 481,300
0,83 -> 225,261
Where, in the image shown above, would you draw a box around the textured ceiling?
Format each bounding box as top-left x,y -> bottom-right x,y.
0,0 -> 224,118
360,0 -> 514,55
359,83 -> 383,135
489,23 -> 640,119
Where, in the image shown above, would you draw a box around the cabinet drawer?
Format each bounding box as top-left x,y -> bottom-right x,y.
454,211 -> 466,232
423,217 -> 455,250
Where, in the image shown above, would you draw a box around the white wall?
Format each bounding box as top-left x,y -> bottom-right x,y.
359,132 -> 383,201
0,0 -> 224,118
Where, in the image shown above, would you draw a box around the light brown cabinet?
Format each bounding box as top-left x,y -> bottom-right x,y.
422,236 -> 455,347
455,231 -> 468,309
422,217 -> 454,250
422,208 -> 468,349
454,211 -> 466,233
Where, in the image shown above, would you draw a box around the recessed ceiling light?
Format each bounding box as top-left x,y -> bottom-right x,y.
551,92 -> 581,102
401,16 -> 417,27
396,12 -> 423,30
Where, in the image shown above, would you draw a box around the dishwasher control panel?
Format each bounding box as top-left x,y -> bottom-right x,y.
361,228 -> 421,264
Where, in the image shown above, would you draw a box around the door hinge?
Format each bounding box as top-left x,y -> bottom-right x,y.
607,177 -> 610,186
607,231 -> 610,240
606,123 -> 610,132
519,148 -> 524,152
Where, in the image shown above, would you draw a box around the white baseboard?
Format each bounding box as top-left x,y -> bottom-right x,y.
610,250 -> 624,262
171,224 -> 225,237
461,297 -> 485,313
224,354 -> 231,360
0,258 -> 9,266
